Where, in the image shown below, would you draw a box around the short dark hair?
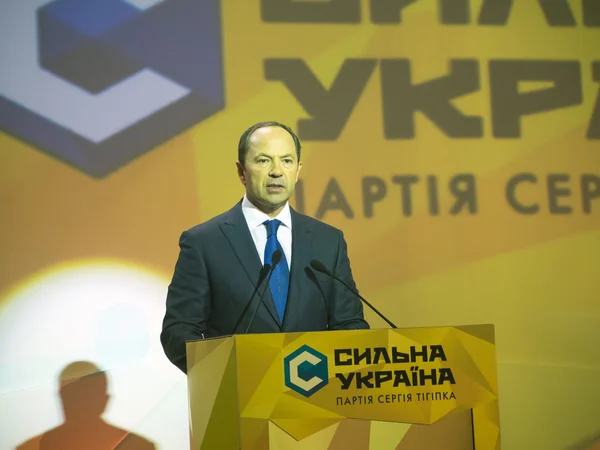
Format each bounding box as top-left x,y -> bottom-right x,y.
237,121 -> 301,166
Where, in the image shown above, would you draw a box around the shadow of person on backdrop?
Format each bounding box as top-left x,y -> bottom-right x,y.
16,361 -> 155,450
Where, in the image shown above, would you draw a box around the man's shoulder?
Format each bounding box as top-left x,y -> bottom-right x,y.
293,209 -> 342,237
183,202 -> 241,238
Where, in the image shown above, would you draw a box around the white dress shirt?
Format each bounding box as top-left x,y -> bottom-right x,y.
241,194 -> 292,266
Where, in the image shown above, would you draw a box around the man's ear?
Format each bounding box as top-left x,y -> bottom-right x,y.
236,161 -> 246,184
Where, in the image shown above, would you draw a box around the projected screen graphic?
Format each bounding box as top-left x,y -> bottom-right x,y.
0,0 -> 599,449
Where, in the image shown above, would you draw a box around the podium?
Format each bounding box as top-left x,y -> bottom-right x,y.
186,325 -> 501,450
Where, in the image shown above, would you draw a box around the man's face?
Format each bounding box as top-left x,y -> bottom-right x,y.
236,126 -> 302,216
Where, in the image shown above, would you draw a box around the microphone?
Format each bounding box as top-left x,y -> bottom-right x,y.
245,250 -> 282,334
231,263 -> 271,334
310,259 -> 397,329
304,266 -> 329,320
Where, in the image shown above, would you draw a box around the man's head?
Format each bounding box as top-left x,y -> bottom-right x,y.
236,121 -> 302,217
59,361 -> 108,421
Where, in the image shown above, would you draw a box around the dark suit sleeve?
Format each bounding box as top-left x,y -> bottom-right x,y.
160,231 -> 211,373
327,230 -> 370,330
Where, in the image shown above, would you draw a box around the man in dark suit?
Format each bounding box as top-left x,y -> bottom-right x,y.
161,121 -> 369,373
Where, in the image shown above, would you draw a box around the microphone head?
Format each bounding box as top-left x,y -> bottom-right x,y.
310,260 -> 330,275
304,266 -> 318,283
272,249 -> 282,266
261,264 -> 271,279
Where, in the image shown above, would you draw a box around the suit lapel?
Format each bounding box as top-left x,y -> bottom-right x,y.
282,208 -> 312,329
219,202 -> 282,330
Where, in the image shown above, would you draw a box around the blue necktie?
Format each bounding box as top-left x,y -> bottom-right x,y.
263,219 -> 289,322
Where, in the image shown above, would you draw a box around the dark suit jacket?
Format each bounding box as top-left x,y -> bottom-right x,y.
160,200 -> 369,373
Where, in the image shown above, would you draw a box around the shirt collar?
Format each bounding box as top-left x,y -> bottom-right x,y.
241,194 -> 292,230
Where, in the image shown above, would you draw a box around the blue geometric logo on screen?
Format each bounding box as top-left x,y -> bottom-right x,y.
284,345 -> 329,398
0,0 -> 224,178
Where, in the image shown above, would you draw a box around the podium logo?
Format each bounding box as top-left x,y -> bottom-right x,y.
0,0 -> 224,178
284,345 -> 329,397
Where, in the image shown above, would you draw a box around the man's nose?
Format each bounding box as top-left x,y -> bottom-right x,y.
269,161 -> 283,176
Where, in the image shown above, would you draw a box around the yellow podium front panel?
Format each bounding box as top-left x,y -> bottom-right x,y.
187,325 -> 500,450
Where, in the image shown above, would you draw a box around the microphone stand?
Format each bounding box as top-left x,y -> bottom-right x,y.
310,260 -> 397,329
245,250 -> 282,334
231,264 -> 271,334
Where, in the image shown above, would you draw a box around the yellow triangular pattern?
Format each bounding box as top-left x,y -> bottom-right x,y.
187,338 -> 234,448
240,418 -> 270,450
455,324 -> 496,344
369,420 -> 412,450
201,347 -> 239,450
452,329 -> 499,394
270,392 -> 344,440
271,418 -> 342,443
236,334 -> 287,413
441,331 -> 495,394
268,420 -> 340,450
272,393 -> 344,420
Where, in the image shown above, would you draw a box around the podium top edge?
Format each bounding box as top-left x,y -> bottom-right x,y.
184,324 -> 495,344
